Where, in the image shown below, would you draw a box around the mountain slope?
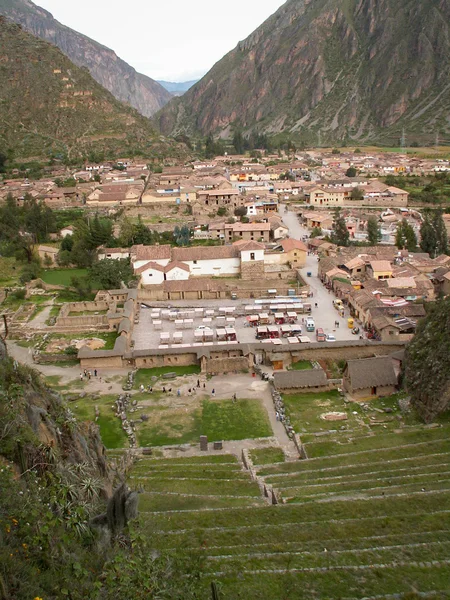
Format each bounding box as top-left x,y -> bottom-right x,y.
157,80 -> 200,96
0,0 -> 172,117
0,18 -> 185,161
157,0 -> 450,145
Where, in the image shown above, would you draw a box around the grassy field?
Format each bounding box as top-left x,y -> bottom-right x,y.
133,365 -> 201,388
41,268 -> 103,290
38,331 -> 118,353
0,257 -> 22,286
137,398 -> 272,447
67,394 -> 128,449
289,360 -> 313,370
250,447 -> 285,465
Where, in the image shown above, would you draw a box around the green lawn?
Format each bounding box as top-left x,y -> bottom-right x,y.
137,398 -> 272,447
41,268 -> 89,286
133,365 -> 201,388
289,360 -> 313,370
283,389 -> 356,435
250,447 -> 285,465
67,394 -> 128,449
41,268 -> 103,290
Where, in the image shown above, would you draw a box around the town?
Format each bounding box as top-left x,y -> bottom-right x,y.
2,145 -> 450,599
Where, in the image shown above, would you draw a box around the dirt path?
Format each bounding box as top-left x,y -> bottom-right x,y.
6,340 -> 128,394
27,300 -> 54,330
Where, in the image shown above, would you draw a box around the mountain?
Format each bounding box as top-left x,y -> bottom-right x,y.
0,18 -> 186,161
0,0 -> 172,117
157,0 -> 450,146
157,80 -> 200,96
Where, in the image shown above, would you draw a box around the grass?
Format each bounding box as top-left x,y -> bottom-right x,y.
67,394 -> 128,449
41,268 -> 103,290
0,257 -> 21,286
40,331 -> 118,353
133,365 -> 201,388
283,389 -> 356,434
136,398 -> 272,447
289,360 -> 313,370
40,268 -> 89,286
250,447 -> 285,465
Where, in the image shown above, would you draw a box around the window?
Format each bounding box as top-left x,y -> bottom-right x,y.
193,260 -> 197,265
250,252 -> 255,261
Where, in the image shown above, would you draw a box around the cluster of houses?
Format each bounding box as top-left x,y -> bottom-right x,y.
3,148 -> 448,214
315,243 -> 450,341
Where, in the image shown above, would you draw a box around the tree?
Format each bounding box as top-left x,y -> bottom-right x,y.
89,259 -> 134,289
331,209 -> 350,247
310,227 -> 322,238
432,211 -> 448,256
217,207 -> 227,217
70,275 -> 92,299
404,296 -> 450,422
234,206 -> 247,218
420,214 -> 437,255
396,219 -> 417,251
350,187 -> 364,200
232,131 -> 246,154
367,216 -> 382,245
61,235 -> 74,252
346,167 -> 357,178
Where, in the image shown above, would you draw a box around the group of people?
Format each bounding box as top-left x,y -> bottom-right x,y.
80,368 -> 100,381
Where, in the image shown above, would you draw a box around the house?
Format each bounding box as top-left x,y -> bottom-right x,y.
60,225 -> 75,237
368,260 -> 393,280
279,238 -> 308,268
343,356 -> 399,399
131,245 -> 172,270
197,189 -> 241,208
274,368 -> 329,393
305,186 -> 351,206
224,222 -> 271,243
38,245 -> 58,266
268,216 -> 289,240
136,261 -> 190,286
98,247 -> 132,260
303,211 -> 334,231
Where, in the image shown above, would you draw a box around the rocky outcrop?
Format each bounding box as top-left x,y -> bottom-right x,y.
157,0 -> 450,145
0,0 -> 172,117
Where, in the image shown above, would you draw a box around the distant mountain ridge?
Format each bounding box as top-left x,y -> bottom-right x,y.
157,80 -> 200,96
0,0 -> 172,117
157,0 -> 450,146
0,18 -> 186,161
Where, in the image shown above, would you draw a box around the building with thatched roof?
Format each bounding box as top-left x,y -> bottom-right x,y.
343,356 -> 398,399
274,368 -> 330,394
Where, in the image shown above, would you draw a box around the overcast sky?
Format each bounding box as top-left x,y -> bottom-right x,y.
35,0 -> 286,82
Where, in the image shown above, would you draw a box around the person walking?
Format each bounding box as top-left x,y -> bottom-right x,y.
94,369 -> 97,377
197,379 -> 200,388
232,393 -> 237,403
211,389 -> 216,398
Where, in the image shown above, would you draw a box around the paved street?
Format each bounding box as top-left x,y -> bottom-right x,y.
280,204 -> 355,341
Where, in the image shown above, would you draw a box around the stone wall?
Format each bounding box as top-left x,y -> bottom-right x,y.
241,260 -> 265,281
204,356 -> 249,374
134,353 -> 199,369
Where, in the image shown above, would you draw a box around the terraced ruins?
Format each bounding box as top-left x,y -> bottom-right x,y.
111,420 -> 450,599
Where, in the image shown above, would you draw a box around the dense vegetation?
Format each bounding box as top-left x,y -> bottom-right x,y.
385,174 -> 450,206
404,297 -> 450,423
0,350 -> 202,599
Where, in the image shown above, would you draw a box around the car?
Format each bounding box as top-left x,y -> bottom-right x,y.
325,333 -> 336,342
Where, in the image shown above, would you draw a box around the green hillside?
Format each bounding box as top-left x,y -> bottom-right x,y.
0,18 -> 185,161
